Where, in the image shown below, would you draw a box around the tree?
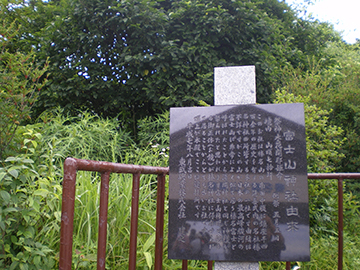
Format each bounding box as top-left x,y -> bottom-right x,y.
35,0 -> 169,134
27,0 -> 340,136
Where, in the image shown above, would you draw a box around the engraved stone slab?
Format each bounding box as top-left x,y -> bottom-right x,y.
214,66 -> 256,106
168,103 -> 310,262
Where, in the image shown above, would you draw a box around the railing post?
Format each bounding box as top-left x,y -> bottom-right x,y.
59,158 -> 78,270
129,173 -> 141,270
154,174 -> 166,270
97,171 -> 111,270
207,260 -> 213,270
338,177 -> 344,270
182,260 -> 188,270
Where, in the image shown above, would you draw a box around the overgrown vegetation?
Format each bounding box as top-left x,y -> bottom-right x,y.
0,111 -> 171,269
1,0 -> 360,269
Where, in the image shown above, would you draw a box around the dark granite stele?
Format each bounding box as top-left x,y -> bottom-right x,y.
168,103 -> 310,262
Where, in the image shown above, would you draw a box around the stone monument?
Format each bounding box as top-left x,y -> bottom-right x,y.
168,66 -> 310,269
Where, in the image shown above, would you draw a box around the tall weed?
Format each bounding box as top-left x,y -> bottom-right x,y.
137,111 -> 169,149
35,109 -> 134,163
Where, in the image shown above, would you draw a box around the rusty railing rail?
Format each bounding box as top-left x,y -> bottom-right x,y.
59,158 -> 359,270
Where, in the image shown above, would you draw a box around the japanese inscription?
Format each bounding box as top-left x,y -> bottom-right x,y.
168,104 -> 310,261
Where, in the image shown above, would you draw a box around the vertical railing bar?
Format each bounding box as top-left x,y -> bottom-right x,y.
285,261 -> 291,270
154,174 -> 166,270
59,158 -> 78,270
207,260 -> 213,270
338,177 -> 344,270
129,173 -> 141,270
97,171 -> 111,270
182,260 -> 188,270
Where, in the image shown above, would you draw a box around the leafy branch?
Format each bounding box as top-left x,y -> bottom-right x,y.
0,20 -> 49,160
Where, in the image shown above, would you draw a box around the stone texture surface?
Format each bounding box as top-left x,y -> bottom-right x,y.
214,65 -> 258,270
214,66 -> 256,106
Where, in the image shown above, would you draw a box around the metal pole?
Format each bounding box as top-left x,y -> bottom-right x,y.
338,178 -> 344,270
154,174 -> 166,270
59,158 -> 170,269
129,173 -> 141,270
59,158 -> 78,270
182,260 -> 188,270
97,171 -> 111,270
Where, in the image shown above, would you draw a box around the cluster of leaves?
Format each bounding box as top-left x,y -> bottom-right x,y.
273,89 -> 345,173
0,129 -> 60,270
137,111 -> 170,149
34,109 -> 134,164
277,43 -> 360,194
0,18 -> 48,160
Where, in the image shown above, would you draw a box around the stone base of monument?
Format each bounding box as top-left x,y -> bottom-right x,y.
215,262 -> 259,270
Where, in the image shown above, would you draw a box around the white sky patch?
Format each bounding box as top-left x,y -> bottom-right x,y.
286,0 -> 360,44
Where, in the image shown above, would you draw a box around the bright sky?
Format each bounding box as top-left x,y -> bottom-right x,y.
285,0 -> 360,44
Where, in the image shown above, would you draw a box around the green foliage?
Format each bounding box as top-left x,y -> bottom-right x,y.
277,45 -> 360,195
13,0 -> 338,136
273,89 -> 350,236
0,110 -> 175,269
31,109 -> 135,164
71,170 -> 161,269
323,43 -> 360,174
298,235 -> 360,269
0,136 -> 59,269
261,234 -> 360,269
0,19 -> 49,160
273,89 -> 345,173
137,111 -> 170,149
35,0 -> 171,132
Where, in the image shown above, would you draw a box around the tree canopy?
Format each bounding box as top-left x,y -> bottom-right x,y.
13,0 -> 339,130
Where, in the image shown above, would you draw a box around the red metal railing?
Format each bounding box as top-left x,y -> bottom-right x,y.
59,157 -> 168,270
59,157 -> 360,270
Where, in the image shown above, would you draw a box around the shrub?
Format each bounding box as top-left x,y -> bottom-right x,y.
0,139 -> 59,269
